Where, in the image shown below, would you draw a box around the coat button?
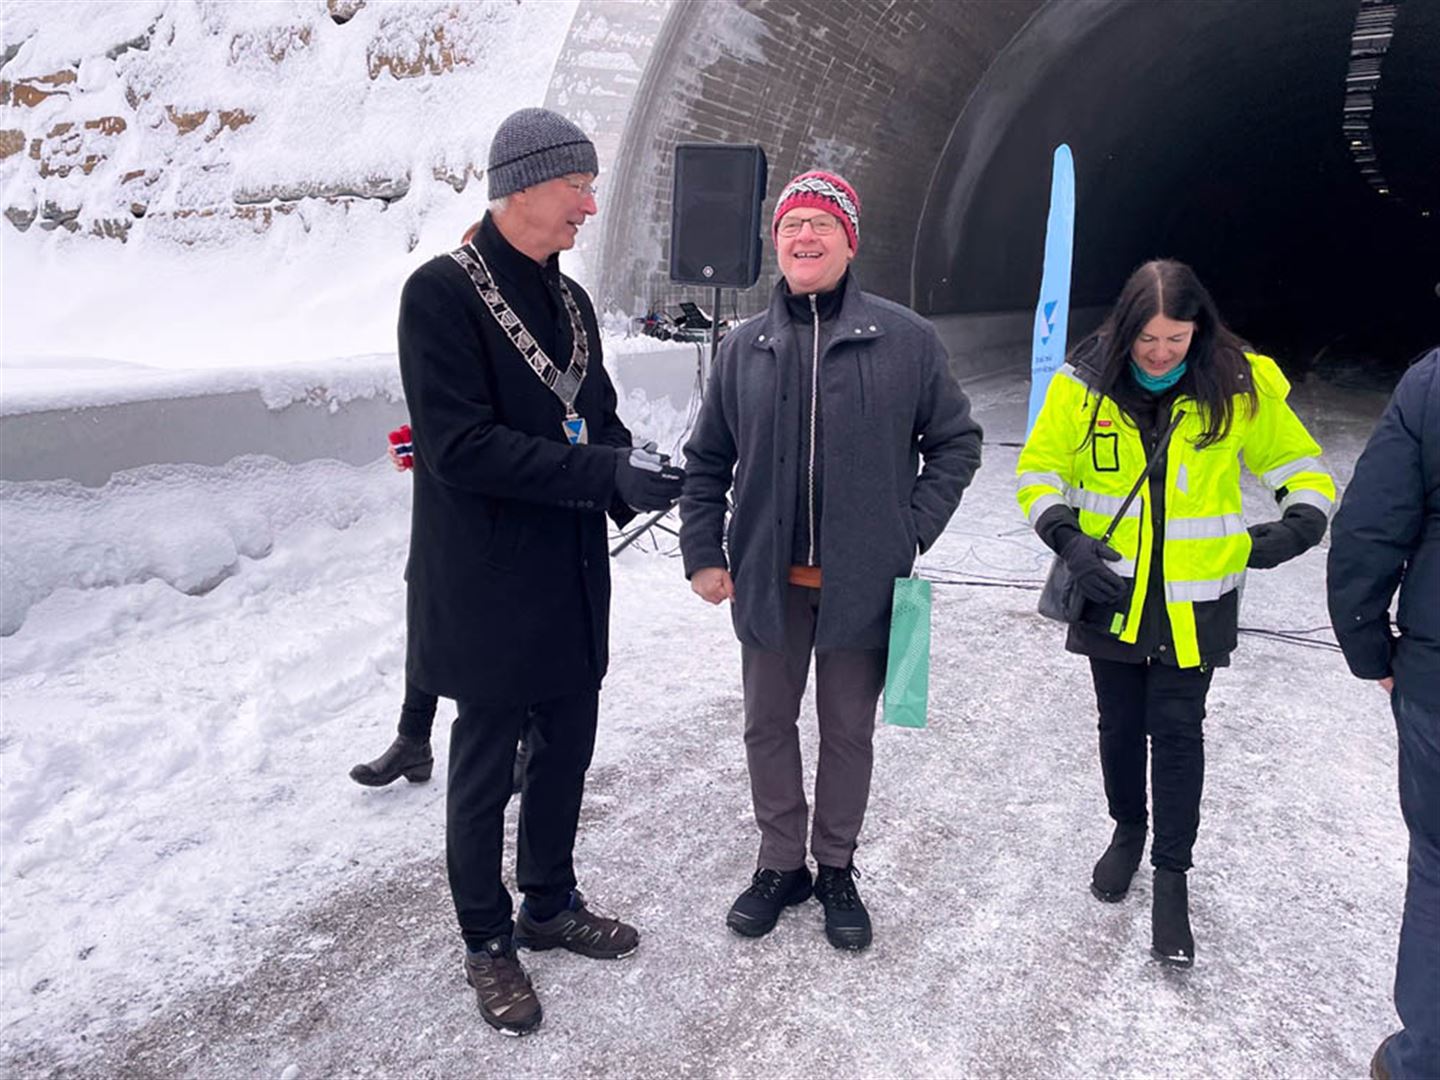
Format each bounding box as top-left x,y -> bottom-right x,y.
1159,643 -> 1168,652
758,334 -> 766,342
853,328 -> 862,334
868,325 -> 877,331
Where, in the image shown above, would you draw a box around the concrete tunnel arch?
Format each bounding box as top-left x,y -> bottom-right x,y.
595,0 -> 1438,377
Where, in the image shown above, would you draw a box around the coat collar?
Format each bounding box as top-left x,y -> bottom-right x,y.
752,270 -> 886,353
471,211 -> 563,292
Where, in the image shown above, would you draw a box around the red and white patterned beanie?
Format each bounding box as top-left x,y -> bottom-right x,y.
772,170 -> 861,252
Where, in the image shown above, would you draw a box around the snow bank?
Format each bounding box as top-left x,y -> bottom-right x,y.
0,351 -> 404,416
0,373 -> 692,633
0,454 -> 405,638
1,334 -> 679,418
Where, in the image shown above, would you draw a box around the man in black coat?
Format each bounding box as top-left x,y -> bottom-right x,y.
397,107 -> 683,1037
1327,347 -> 1440,1080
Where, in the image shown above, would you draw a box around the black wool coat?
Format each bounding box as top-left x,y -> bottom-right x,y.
398,213 -> 633,705
1329,347 -> 1440,710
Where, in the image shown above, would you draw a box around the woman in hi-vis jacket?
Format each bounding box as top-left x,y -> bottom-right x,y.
1016,259 -> 1335,967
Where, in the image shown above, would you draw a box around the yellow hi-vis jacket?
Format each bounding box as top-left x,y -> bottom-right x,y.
1016,353 -> 1335,668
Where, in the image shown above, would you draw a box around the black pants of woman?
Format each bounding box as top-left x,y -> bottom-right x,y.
1089,657 -> 1213,872
397,677 -> 439,740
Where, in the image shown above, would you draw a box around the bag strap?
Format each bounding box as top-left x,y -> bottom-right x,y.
1099,409 -> 1185,544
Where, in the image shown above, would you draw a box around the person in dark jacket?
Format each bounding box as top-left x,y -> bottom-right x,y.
1017,260 -> 1335,967
397,107 -> 683,1037
679,170 -> 983,951
347,426 -> 526,792
1327,347 -> 1440,1080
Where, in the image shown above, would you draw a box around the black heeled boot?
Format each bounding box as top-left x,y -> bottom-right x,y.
1151,868 -> 1194,967
1090,821 -> 1147,902
349,734 -> 433,787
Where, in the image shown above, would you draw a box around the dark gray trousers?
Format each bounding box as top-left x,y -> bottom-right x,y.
740,585 -> 887,870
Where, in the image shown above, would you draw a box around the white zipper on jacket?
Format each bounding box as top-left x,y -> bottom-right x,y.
807,293 -> 819,566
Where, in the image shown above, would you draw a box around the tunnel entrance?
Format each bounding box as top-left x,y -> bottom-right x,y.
914,0 -> 1439,379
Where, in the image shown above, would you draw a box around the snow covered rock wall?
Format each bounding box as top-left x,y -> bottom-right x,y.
0,0 -> 592,367
0,0 -> 578,247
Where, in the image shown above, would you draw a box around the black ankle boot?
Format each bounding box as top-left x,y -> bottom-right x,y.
349,734 -> 433,787
1091,821 -> 1147,902
1151,868 -> 1194,967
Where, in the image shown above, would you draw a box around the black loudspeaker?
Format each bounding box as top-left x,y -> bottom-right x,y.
669,143 -> 768,288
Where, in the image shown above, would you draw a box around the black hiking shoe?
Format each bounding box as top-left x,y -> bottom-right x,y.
1151,868 -> 1194,968
514,891 -> 639,959
348,734 -> 432,786
814,863 -> 871,951
1091,821 -> 1147,902
464,936 -> 542,1036
726,867 -> 813,938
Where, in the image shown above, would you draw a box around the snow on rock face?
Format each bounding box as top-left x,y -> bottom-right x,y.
0,1 -> 576,241
0,0 -> 582,367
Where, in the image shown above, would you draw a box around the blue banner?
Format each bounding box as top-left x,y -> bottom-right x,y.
1026,144 -> 1075,435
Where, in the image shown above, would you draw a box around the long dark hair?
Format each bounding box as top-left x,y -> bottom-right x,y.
1075,259 -> 1256,449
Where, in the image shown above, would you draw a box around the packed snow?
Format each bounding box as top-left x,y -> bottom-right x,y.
0,372 -> 1412,1077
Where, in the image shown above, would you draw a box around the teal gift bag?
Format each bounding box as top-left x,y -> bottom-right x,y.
883,576 -> 931,728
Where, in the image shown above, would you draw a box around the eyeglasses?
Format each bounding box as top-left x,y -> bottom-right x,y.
777,214 -> 839,237
564,178 -> 599,198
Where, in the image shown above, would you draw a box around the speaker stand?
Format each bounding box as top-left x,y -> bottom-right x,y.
610,286 -> 722,557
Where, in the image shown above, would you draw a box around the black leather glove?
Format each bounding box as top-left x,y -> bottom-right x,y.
612,445 -> 685,511
1060,533 -> 1127,606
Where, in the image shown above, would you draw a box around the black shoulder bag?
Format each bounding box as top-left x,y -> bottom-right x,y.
1037,410 -> 1185,624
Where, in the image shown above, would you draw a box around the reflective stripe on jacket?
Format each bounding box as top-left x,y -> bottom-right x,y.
1016,352 -> 1336,668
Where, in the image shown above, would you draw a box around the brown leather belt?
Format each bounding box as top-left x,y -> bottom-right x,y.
787,565 -> 822,589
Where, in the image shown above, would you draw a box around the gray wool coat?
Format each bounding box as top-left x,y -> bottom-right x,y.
679,274 -> 984,652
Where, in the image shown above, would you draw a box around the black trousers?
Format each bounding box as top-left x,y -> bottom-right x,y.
397,677 -> 438,740
446,689 -> 598,948
1089,658 -> 1213,872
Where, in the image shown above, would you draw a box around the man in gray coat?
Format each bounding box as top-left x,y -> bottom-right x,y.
679,170 -> 983,950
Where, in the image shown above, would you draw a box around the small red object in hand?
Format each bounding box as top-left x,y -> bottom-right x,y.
388,424 -> 415,470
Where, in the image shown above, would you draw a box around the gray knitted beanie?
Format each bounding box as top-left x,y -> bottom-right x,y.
487,108 -> 598,199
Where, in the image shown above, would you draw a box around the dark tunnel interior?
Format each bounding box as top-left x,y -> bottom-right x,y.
915,0 -> 1439,379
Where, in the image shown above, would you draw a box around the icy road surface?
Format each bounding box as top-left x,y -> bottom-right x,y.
0,374 -> 1407,1077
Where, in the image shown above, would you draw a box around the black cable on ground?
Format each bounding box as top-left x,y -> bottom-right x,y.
919,572 -> 1348,653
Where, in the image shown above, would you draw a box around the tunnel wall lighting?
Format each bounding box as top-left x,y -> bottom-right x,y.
1344,0 -> 1401,199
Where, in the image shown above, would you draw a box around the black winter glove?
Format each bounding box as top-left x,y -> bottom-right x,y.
1060,533 -> 1127,606
1246,505 -> 1328,570
613,445 -> 685,511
